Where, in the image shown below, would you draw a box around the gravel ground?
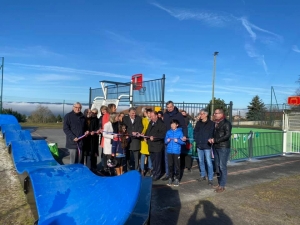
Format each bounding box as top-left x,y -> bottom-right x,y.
1,129 -> 300,225
0,138 -> 34,225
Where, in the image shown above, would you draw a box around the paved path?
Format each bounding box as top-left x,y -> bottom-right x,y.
32,128 -> 300,225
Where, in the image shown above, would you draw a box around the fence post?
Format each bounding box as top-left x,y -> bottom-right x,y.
161,74 -> 165,110
89,87 -> 92,108
249,130 -> 253,160
229,101 -> 233,123
283,130 -> 287,156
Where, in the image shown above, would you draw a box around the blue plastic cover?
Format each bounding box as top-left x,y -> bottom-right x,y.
29,165 -> 141,225
11,140 -> 59,174
1,124 -> 21,134
125,177 -> 152,225
0,114 -> 19,125
3,116 -> 151,224
5,130 -> 32,147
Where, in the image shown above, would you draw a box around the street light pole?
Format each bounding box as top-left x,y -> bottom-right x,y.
211,52 -> 219,119
0,57 -> 4,114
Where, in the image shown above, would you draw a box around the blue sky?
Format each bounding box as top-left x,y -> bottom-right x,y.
1,0 -> 300,109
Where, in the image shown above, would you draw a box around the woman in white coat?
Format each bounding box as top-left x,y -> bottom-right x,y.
102,113 -> 118,172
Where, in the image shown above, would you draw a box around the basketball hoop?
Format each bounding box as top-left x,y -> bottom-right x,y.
139,87 -> 146,95
287,96 -> 300,105
132,74 -> 143,91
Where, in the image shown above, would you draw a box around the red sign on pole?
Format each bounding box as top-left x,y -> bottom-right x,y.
287,96 -> 300,105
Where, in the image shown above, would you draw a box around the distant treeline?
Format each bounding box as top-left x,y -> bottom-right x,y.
2,108 -> 27,122
2,106 -> 63,123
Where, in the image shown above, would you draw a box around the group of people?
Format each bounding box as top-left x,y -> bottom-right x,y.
63,101 -> 232,193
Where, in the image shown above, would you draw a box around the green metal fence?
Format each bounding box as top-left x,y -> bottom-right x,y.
230,131 -> 283,161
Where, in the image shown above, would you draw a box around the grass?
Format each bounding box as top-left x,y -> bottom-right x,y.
232,127 -> 282,133
20,122 -> 63,129
230,127 -> 283,160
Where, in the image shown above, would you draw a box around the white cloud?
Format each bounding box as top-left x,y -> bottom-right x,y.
0,46 -> 64,58
7,63 -> 130,80
180,82 -> 273,96
2,102 -> 77,116
292,45 -> 300,53
3,74 -> 26,83
244,43 -> 268,75
35,74 -> 81,81
105,31 -> 140,46
127,57 -> 167,67
105,30 -> 168,67
171,76 -> 180,83
150,2 -> 233,27
222,78 -> 234,82
166,87 -> 230,94
240,17 -> 282,42
151,2 -> 282,49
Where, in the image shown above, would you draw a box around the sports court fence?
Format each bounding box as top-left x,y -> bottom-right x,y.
89,75 -> 166,108
230,131 -> 283,161
173,101 -> 233,123
285,131 -> 300,154
229,130 -> 300,161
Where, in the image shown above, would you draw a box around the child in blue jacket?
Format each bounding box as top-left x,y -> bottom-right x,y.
165,119 -> 185,186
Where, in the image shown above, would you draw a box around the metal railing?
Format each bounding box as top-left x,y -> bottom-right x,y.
230,131 -> 284,161
285,131 -> 300,153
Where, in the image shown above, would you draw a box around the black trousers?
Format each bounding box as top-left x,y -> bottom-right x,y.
126,150 -> 140,171
168,154 -> 180,180
91,154 -> 97,170
102,154 -> 111,169
180,153 -> 192,170
150,151 -> 162,179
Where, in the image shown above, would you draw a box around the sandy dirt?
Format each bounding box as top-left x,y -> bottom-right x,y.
0,139 -> 35,225
1,134 -> 300,225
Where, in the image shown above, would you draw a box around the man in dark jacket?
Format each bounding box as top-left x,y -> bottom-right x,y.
208,108 -> 232,193
123,107 -> 143,171
63,102 -> 89,164
194,109 -> 215,185
145,111 -> 166,181
161,101 -> 187,180
89,108 -> 100,172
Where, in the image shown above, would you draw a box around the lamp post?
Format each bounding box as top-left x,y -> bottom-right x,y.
0,57 -> 4,114
211,52 -> 219,119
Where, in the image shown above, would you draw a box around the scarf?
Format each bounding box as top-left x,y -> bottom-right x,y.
214,116 -> 225,128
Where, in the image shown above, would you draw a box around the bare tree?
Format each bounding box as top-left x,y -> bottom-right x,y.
28,105 -> 56,123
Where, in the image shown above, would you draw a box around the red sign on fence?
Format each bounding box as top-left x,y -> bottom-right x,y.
287,96 -> 300,105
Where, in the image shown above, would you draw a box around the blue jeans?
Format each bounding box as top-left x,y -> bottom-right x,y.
197,148 -> 213,181
214,148 -> 230,187
140,154 -> 152,171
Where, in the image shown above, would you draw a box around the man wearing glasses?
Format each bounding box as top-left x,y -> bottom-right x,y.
208,108 -> 232,193
63,102 -> 89,164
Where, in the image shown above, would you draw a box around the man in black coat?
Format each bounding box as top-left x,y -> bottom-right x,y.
63,102 -> 89,164
209,108 -> 232,193
194,109 -> 215,185
123,107 -> 143,171
161,101 -> 187,180
88,108 -> 100,172
145,111 -> 166,181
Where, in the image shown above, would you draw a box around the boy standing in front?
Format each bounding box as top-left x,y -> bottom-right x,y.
165,119 -> 185,186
